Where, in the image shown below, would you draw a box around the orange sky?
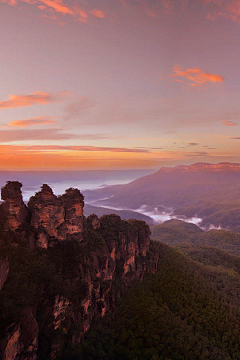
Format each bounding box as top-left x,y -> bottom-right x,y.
1,0 -> 240,169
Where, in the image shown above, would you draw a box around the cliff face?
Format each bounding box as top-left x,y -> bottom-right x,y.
1,182 -> 28,232
0,257 -> 9,291
27,185 -> 84,248
0,182 -> 159,360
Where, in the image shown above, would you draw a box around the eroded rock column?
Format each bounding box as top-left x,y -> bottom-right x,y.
28,184 -> 65,248
58,188 -> 84,241
1,181 -> 28,231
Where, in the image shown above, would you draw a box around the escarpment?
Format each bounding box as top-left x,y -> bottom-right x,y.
0,181 -> 159,360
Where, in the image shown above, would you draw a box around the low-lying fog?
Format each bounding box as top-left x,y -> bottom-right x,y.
17,170 -> 153,202
18,176 -> 222,231
89,202 -> 222,231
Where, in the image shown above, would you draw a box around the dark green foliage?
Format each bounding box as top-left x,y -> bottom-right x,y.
0,214 -> 152,359
62,242 -> 240,360
84,204 -> 154,225
0,244 -> 62,325
150,220 -> 240,256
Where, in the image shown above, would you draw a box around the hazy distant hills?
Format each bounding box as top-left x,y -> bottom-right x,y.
0,169 -> 154,201
150,219 -> 240,256
84,204 -> 154,225
84,162 -> 240,230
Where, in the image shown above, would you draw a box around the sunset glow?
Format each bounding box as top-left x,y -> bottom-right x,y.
1,0 -> 240,170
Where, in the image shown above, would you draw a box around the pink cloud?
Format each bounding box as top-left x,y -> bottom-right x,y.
1,0 -> 17,5
0,91 -> 69,109
89,9 -> 105,19
0,129 -> 109,142
222,120 -> 238,126
170,65 -> 224,87
202,0 -> 240,22
64,97 -> 95,119
7,116 -> 57,127
37,0 -> 73,14
2,0 -> 105,24
8,144 -> 150,153
161,0 -> 174,11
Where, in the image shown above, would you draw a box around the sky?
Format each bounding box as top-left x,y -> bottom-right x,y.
1,0 -> 240,170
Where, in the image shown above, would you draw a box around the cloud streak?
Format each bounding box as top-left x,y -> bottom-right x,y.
170,65 -> 224,87
203,0 -> 240,22
188,142 -> 199,146
2,0 -> 105,24
7,116 -> 57,127
3,0 -> 240,25
0,91 -> 68,109
0,129 -> 108,142
22,145 -> 150,153
185,151 -> 210,157
222,120 -> 237,126
64,97 -> 95,120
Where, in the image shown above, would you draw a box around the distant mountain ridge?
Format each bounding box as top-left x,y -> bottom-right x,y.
159,162 -> 240,172
84,162 -> 240,230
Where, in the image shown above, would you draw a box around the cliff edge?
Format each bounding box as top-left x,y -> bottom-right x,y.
0,181 -> 159,360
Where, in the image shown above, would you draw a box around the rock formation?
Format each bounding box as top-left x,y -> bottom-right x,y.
0,182 -> 85,249
58,188 -> 84,241
2,310 -> 39,360
1,181 -> 28,231
0,181 -> 159,360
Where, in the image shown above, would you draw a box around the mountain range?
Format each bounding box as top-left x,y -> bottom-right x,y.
84,162 -> 240,230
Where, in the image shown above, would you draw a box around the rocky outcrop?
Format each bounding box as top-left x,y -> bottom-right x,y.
1,182 -> 28,231
58,188 -> 84,241
88,214 -> 101,230
1,182 -> 85,247
1,309 -> 39,360
0,182 -> 159,360
27,185 -> 85,247
28,184 -> 65,248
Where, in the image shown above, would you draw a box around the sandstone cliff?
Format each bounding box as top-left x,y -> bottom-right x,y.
1,182 -> 28,232
0,182 -> 159,360
0,257 -> 9,291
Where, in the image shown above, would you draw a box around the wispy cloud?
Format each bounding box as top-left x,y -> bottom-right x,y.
89,9 -> 105,19
0,145 -> 165,170
0,91 -> 69,109
203,145 -> 217,149
170,65 -> 224,87
7,116 -> 57,127
188,142 -> 199,146
38,0 -> 73,14
222,120 -> 238,126
185,151 -> 210,157
1,0 -> 17,5
0,129 -> 108,142
3,0 -> 240,25
1,0 -> 105,24
17,145 -> 150,153
64,97 -> 95,120
203,0 -> 240,22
